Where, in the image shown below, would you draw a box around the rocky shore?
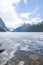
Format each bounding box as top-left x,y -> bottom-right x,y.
0,41 -> 43,65
0,45 -> 43,65
1,49 -> 42,65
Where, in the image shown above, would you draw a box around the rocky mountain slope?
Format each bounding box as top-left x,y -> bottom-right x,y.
0,18 -> 10,32
13,22 -> 43,32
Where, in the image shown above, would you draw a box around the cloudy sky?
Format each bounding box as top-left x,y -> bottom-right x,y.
0,0 -> 43,28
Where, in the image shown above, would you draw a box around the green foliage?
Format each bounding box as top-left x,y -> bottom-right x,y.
0,27 -> 6,32
24,24 -> 43,32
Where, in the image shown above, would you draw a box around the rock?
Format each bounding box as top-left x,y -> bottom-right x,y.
0,49 -> 5,53
2,50 -> 43,65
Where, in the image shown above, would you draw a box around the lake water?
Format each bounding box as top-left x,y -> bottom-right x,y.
0,32 -> 43,62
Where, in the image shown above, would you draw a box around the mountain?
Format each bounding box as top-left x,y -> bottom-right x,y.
0,27 -> 5,32
13,21 -> 43,32
9,27 -> 14,32
0,18 -> 10,32
13,23 -> 31,32
24,22 -> 43,32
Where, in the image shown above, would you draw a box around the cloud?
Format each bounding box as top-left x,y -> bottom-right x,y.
20,12 -> 31,20
20,6 -> 39,21
0,0 -> 42,28
23,0 -> 28,4
24,16 -> 42,24
0,0 -> 23,28
19,6 -> 42,24
31,17 -> 42,24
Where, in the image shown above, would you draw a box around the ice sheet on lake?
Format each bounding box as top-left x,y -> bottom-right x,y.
0,32 -> 43,61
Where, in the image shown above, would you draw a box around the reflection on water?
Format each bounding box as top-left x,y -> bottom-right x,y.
0,32 -> 43,65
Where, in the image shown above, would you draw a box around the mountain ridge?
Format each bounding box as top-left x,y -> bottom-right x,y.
13,21 -> 43,32
0,17 -> 43,32
0,18 -> 10,32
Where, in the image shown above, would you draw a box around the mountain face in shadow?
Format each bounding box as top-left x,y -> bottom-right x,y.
13,23 -> 31,32
0,18 -> 10,32
13,22 -> 43,32
24,22 -> 43,32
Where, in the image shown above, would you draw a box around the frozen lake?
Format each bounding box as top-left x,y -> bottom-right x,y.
0,32 -> 43,61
